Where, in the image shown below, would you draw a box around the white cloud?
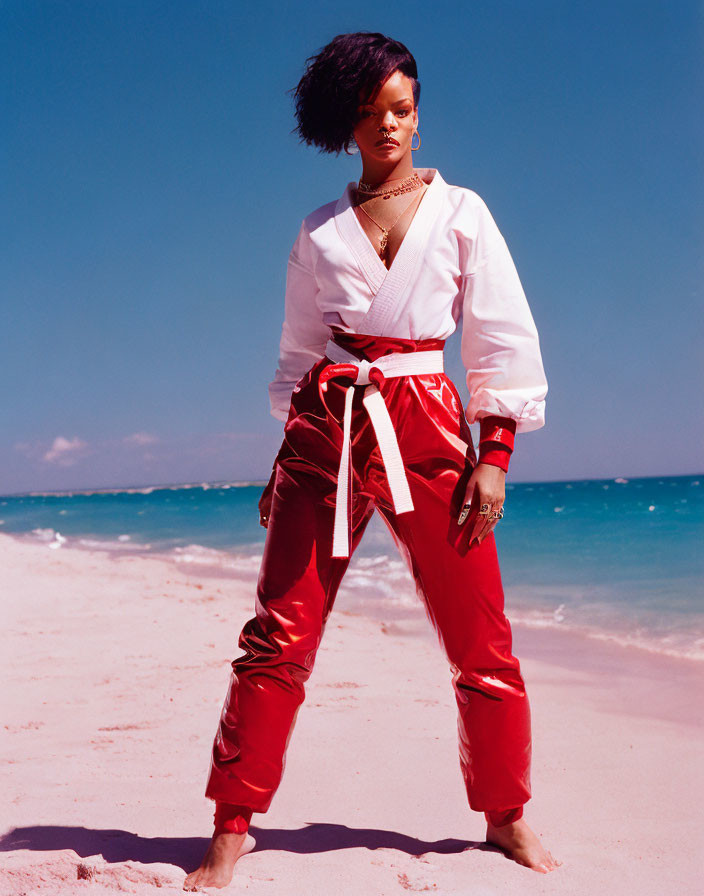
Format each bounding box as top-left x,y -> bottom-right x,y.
43,436 -> 89,466
123,431 -> 159,447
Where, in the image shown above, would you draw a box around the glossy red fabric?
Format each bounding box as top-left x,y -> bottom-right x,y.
205,332 -> 532,825
213,801 -> 252,834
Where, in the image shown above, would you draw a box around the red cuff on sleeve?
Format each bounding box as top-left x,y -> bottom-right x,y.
478,444 -> 511,473
479,415 -> 516,451
478,416 -> 516,473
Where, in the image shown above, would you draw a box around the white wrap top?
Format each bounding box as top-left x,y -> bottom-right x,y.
269,167 -> 548,431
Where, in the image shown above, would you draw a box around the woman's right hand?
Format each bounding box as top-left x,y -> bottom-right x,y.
258,468 -> 276,528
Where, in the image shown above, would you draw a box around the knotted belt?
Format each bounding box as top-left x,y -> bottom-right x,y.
318,338 -> 445,558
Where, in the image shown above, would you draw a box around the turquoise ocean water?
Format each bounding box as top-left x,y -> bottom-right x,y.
1,474 -> 702,661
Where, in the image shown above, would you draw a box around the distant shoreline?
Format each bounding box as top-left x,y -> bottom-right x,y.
1,528 -> 702,666
2,470 -> 702,499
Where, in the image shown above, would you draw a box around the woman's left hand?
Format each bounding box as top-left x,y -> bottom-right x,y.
458,462 -> 506,547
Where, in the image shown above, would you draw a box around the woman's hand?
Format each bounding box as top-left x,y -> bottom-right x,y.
458,462 -> 506,546
258,468 -> 277,528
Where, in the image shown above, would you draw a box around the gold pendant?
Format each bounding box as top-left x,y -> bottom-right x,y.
379,229 -> 389,256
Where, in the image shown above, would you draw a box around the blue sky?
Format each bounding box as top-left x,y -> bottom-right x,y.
1,0 -> 701,494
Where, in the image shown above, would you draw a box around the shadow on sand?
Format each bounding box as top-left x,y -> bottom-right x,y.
1,822 -> 498,873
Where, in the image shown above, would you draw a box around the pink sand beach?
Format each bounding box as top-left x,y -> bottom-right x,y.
1,531 -> 702,894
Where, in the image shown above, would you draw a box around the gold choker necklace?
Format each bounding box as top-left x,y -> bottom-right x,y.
357,172 -> 423,199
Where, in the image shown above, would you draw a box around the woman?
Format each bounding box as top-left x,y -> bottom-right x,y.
185,31 -> 560,890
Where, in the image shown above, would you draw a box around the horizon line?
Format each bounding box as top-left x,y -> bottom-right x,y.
1,470 -> 702,499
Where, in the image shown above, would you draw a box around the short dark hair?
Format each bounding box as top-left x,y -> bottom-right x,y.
290,31 -> 421,155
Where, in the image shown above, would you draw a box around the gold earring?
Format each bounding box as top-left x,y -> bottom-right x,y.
411,129 -> 421,151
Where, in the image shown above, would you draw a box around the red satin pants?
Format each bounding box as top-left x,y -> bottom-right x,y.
205,333 -> 532,828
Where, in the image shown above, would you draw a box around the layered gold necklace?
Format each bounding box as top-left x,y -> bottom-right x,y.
354,173 -> 426,261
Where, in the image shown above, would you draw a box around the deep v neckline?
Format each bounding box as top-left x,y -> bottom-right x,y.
335,168 -> 440,295
351,180 -> 429,275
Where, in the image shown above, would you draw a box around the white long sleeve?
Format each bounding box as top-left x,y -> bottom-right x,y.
268,220 -> 331,421
459,196 -> 548,433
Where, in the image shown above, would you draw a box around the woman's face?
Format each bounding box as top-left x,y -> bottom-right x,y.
352,69 -> 418,162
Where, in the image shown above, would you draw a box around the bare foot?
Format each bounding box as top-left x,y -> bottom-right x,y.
485,817 -> 562,873
183,829 -> 256,890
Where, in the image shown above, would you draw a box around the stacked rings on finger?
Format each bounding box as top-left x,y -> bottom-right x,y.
458,502 -> 506,526
478,503 -> 505,520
